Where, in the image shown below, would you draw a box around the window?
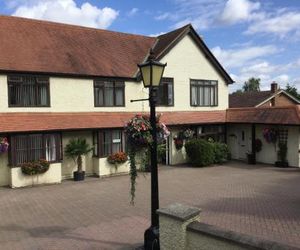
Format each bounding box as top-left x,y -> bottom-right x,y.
8,75 -> 50,107
278,129 -> 288,144
190,79 -> 218,106
93,130 -> 124,157
157,78 -> 174,106
197,125 -> 225,142
9,133 -> 61,165
94,79 -> 125,107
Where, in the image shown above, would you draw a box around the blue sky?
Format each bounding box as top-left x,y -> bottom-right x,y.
1,0 -> 300,92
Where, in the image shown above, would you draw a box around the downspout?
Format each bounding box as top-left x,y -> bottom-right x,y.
251,124 -> 256,164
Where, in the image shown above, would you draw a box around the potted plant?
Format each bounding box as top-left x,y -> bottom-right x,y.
64,138 -> 93,181
246,151 -> 256,164
275,142 -> 288,168
255,139 -> 262,153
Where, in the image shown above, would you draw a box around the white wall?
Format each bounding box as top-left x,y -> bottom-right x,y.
0,35 -> 229,114
61,131 -> 94,179
256,125 -> 299,167
10,163 -> 61,188
169,129 -> 188,165
157,34 -> 229,112
227,124 -> 300,167
0,153 -> 10,186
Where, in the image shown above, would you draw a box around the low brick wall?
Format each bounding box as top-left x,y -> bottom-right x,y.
157,203 -> 299,250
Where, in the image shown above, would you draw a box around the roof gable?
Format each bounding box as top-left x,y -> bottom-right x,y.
256,90 -> 300,107
230,90 -> 300,108
152,24 -> 234,84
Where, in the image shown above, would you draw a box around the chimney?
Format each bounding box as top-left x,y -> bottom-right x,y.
271,82 -> 278,93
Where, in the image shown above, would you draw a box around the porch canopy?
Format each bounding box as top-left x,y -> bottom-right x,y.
226,106 -> 300,125
0,111 -> 226,133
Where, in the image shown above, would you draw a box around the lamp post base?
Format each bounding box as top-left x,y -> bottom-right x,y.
144,226 -> 160,250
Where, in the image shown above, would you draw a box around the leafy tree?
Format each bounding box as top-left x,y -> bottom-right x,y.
64,138 -> 93,173
242,77 -> 261,92
232,89 -> 243,94
285,83 -> 300,100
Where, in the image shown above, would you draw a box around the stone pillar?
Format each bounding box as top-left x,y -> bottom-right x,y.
157,203 -> 201,250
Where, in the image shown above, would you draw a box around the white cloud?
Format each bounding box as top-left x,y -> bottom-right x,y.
10,0 -> 119,29
211,45 -> 278,68
246,10 -> 300,38
272,74 -> 289,84
219,0 -> 261,25
155,0 -> 263,31
148,31 -> 166,37
155,12 -> 171,21
127,8 -> 138,17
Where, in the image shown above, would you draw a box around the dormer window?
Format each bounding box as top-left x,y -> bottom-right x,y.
8,75 -> 50,107
94,79 -> 125,107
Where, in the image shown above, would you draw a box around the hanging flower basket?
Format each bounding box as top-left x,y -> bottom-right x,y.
255,139 -> 262,152
262,128 -> 278,144
183,129 -> 195,140
0,137 -> 9,154
19,159 -> 50,176
174,137 -> 184,150
124,114 -> 170,204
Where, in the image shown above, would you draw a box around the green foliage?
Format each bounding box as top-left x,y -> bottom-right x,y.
278,142 -> 288,163
19,159 -> 50,176
157,143 -> 166,163
128,148 -> 137,204
185,139 -> 215,167
64,138 -> 93,172
140,148 -> 150,172
212,142 -> 230,164
242,77 -> 261,92
285,83 -> 300,100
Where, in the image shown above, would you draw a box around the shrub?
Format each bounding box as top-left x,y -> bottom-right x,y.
212,142 -> 229,164
185,139 -> 214,167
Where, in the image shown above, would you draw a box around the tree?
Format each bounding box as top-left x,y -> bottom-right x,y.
285,83 -> 300,100
64,138 -> 93,174
242,77 -> 261,92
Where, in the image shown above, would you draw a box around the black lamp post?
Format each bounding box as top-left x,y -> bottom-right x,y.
138,50 -> 167,250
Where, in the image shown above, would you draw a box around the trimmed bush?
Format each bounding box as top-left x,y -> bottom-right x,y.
212,142 -> 229,164
185,139 -> 214,167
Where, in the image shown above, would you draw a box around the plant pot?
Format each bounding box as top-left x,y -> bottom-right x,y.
74,171 -> 85,181
247,154 -> 256,165
275,161 -> 289,168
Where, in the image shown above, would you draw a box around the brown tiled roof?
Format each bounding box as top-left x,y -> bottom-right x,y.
152,24 -> 190,58
226,106 -> 300,125
0,16 -> 233,83
0,111 -> 226,133
0,15 -> 156,78
229,91 -> 272,108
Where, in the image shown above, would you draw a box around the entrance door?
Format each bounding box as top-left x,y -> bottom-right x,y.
238,128 -> 249,160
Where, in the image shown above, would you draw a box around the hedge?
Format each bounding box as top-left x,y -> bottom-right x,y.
185,139 -> 229,167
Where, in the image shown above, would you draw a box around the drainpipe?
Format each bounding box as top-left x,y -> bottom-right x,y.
251,124 -> 256,164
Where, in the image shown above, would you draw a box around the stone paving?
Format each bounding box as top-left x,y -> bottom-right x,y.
0,161 -> 300,249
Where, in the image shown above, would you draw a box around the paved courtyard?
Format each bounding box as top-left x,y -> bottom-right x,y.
0,161 -> 300,249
